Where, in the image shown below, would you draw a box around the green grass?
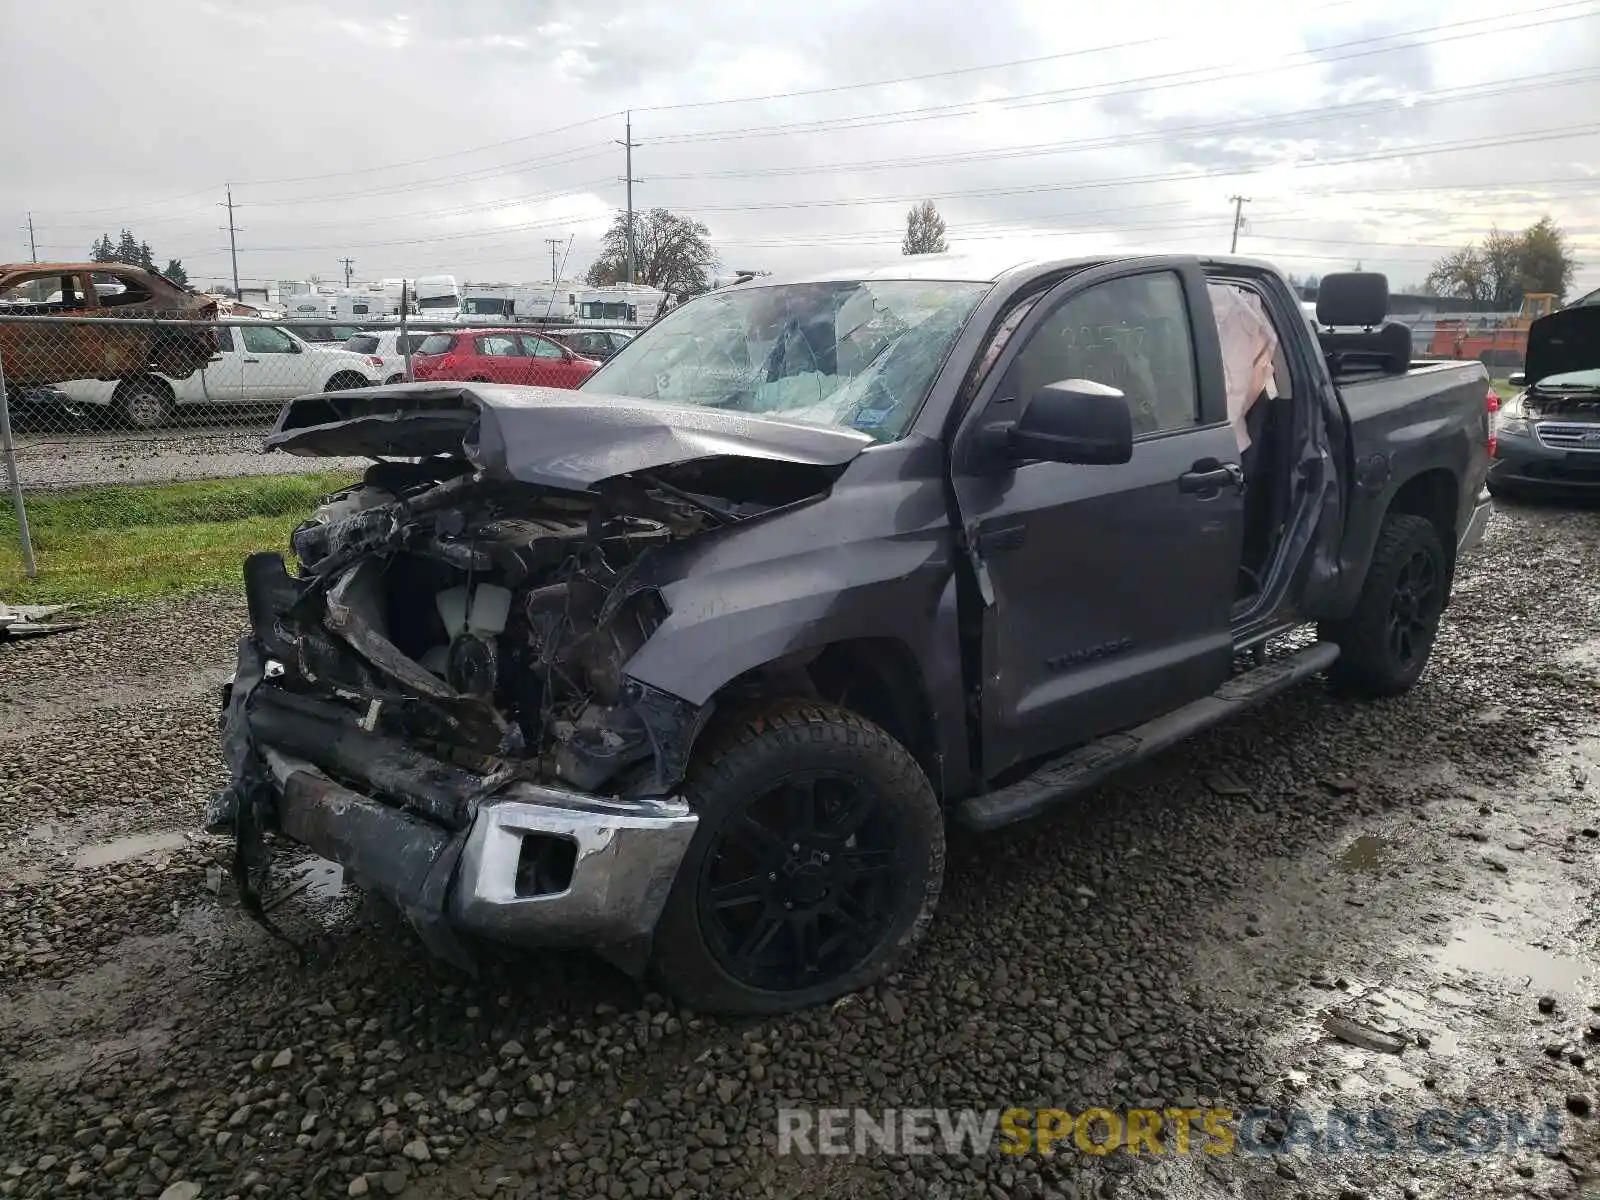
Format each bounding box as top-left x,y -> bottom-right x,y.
0,471 -> 356,608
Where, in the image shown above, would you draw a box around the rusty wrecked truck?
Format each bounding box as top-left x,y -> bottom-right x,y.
213,254 -> 1493,1014
0,263 -> 217,395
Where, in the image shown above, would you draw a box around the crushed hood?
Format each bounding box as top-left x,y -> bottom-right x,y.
1525,305 -> 1600,385
263,383 -> 875,490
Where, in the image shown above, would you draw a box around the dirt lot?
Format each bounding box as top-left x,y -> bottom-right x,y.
1,499 -> 1598,1200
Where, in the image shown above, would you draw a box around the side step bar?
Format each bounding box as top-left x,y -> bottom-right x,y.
956,640 -> 1341,832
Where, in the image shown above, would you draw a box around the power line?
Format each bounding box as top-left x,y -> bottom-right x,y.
653,122 -> 1600,215
636,69 -> 1600,183
231,113 -> 624,187
643,2 -> 1600,145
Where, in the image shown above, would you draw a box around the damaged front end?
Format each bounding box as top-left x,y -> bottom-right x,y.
211,455 -> 732,974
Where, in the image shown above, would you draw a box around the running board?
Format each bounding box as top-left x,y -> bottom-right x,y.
956,640 -> 1342,832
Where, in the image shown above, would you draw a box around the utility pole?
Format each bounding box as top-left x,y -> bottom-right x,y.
616,111 -> 640,286
24,213 -> 36,262
1228,195 -> 1251,254
544,238 -> 562,283
222,185 -> 241,297
340,257 -> 355,288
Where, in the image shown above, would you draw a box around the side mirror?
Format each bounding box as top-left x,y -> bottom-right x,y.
1005,379 -> 1133,466
1507,371 -> 1526,387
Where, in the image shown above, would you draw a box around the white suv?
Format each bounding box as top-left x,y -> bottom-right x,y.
53,323 -> 383,428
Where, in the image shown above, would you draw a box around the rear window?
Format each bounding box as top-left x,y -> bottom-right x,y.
417,334 -> 457,355
344,335 -> 380,354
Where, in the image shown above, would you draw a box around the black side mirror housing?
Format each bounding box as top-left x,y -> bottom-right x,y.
1507,371 -> 1527,388
1005,379 -> 1133,465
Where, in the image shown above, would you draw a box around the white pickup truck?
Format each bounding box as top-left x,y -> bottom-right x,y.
53,323 -> 382,428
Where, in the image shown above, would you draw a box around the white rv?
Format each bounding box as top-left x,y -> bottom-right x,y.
411,275 -> 462,322
283,292 -> 337,319
569,283 -> 664,326
333,290 -> 396,322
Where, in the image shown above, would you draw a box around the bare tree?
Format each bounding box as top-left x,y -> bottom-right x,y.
902,201 -> 949,255
1425,247 -> 1490,302
586,208 -> 717,295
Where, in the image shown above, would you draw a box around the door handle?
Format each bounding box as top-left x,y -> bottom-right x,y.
974,523 -> 1027,555
1178,460 -> 1244,495
243,357 -> 261,363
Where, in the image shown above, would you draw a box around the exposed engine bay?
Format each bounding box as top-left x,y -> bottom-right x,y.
240,452 -> 813,816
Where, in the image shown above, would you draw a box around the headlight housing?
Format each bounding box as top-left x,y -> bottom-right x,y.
1496,390 -> 1532,437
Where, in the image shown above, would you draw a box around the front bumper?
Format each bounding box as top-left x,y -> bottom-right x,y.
216,641 -> 698,973
1489,431 -> 1600,493
259,746 -> 696,963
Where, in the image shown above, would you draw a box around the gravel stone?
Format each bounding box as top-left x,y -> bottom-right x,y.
0,504 -> 1595,1200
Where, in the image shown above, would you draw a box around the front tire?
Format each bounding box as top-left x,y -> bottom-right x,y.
651,702 -> 944,1015
1319,512 -> 1448,697
324,372 -> 369,392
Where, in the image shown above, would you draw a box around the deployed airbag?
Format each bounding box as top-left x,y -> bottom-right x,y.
1209,282 -> 1280,452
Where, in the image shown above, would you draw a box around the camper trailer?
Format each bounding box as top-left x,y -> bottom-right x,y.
411,275 -> 462,322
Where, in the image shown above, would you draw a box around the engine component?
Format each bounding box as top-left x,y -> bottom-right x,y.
447,634 -> 499,697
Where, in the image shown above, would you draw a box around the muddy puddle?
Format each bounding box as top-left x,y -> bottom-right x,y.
72,829 -> 189,869
1188,722 -> 1600,1195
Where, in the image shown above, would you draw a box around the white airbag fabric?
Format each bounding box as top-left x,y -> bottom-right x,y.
1208,282 -> 1280,452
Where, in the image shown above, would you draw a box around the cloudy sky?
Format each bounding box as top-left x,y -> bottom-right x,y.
3,0 -> 1598,296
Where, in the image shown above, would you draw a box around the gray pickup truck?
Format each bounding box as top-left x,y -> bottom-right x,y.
214,253 -> 1494,1014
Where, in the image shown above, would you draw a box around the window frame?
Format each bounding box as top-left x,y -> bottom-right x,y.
998,268 -> 1206,442
952,257 -> 1228,470
520,333 -> 565,359
242,325 -> 300,355
474,334 -> 523,358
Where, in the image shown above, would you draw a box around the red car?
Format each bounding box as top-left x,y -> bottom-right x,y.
410,328 -> 599,388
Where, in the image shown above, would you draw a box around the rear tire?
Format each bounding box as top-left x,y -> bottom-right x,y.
650,702 -> 944,1015
116,377 -> 172,430
384,373 -> 405,385
324,372 -> 369,392
1319,512 -> 1448,697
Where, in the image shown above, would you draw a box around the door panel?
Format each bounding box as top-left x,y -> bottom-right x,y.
195,325 -> 242,402
474,334 -> 523,383
238,325 -> 305,400
519,333 -> 579,387
949,259 -> 1244,778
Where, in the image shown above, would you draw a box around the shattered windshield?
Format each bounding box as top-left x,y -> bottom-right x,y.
581,279 -> 990,440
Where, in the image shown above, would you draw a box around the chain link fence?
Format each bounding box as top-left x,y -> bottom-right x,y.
0,314 -> 640,582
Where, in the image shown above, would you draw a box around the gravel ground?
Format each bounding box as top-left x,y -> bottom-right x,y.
1,498 -> 1598,1200
9,424 -> 368,490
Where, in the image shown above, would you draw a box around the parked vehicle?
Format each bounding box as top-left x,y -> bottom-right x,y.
217,255 -> 1492,1014
288,322 -> 363,345
282,293 -> 338,319
412,275 -> 462,322
0,263 -> 217,386
342,329 -> 436,384
53,322 -> 381,428
542,326 -> 635,362
408,327 -> 599,388
333,291 -> 396,322
1488,302 -> 1600,497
